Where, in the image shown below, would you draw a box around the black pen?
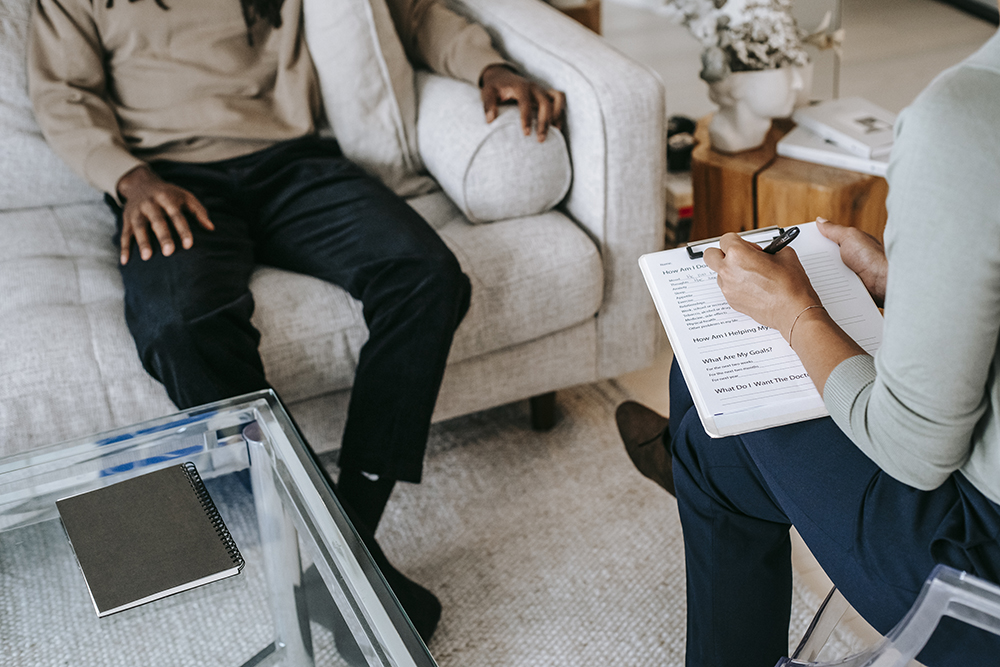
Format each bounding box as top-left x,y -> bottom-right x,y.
762,226 -> 800,254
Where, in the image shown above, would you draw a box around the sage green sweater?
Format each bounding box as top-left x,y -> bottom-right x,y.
824,29 -> 1000,505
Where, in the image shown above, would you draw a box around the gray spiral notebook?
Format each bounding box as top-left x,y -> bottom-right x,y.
56,462 -> 245,617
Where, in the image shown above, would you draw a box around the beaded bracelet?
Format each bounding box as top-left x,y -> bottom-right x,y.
787,304 -> 825,348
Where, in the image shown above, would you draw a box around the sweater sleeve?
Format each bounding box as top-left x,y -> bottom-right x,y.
28,0 -> 145,199
384,0 -> 509,85
823,64 -> 1000,490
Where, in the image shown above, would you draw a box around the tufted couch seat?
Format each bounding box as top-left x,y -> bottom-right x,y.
0,0 -> 666,457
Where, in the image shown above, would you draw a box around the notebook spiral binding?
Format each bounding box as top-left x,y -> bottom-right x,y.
181,461 -> 246,572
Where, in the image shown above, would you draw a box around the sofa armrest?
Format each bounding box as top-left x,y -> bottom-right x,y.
415,72 -> 572,223
447,0 -> 667,378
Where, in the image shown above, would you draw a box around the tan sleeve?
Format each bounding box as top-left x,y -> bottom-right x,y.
384,0 -> 509,85
28,0 -> 145,199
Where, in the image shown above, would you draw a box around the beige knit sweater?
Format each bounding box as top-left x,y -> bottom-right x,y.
28,0 -> 506,197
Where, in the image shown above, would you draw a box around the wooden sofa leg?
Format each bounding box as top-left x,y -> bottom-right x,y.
530,392 -> 557,431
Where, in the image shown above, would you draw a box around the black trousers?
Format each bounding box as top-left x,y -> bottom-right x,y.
669,360 -> 1000,667
109,137 -> 471,483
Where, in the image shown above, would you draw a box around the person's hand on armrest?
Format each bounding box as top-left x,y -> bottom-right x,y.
116,166 -> 215,265
817,219 -> 888,307
479,65 -> 565,143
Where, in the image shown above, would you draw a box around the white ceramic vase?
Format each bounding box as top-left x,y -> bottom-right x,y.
707,63 -> 812,154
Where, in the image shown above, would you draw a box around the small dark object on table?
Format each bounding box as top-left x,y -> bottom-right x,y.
667,115 -> 697,172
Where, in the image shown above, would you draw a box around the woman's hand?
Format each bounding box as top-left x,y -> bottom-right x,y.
702,232 -> 822,341
704,228 -> 869,395
817,219 -> 888,307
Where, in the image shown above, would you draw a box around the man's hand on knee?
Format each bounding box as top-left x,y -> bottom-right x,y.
479,65 -> 566,143
116,165 -> 215,265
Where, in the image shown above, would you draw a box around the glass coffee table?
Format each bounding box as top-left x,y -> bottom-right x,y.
0,390 -> 437,667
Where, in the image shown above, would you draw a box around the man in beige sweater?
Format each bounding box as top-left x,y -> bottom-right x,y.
29,0 -> 563,642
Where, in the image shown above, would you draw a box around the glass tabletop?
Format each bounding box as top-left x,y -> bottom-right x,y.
0,390 -> 436,667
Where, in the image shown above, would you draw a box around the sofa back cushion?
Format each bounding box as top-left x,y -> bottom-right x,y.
0,0 -> 101,210
302,0 -> 437,198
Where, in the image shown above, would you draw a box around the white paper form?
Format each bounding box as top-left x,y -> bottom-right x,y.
639,222 -> 883,437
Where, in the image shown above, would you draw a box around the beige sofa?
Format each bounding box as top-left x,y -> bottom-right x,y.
0,0 -> 666,458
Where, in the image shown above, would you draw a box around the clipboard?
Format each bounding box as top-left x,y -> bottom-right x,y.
684,226 -> 787,259
638,221 -> 884,438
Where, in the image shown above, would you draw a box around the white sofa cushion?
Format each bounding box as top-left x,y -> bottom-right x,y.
0,0 -> 101,210
302,0 -> 436,197
416,73 -> 572,223
0,206 -> 174,451
254,191 -> 603,401
0,196 -> 603,453
410,192 -> 601,359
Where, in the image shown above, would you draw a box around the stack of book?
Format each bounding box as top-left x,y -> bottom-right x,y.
777,97 -> 896,178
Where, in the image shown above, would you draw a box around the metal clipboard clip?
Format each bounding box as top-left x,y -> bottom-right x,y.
685,226 -> 786,260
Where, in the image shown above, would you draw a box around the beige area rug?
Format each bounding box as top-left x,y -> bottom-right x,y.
323,380 -> 864,667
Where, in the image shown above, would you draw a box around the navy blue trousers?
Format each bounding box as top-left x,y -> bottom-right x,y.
109,137 -> 471,483
668,360 -> 1000,667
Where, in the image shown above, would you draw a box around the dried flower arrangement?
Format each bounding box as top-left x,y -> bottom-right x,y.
663,0 -> 810,83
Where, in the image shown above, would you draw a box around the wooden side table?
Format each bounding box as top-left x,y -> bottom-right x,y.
690,116 -> 888,242
553,0 -> 601,34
